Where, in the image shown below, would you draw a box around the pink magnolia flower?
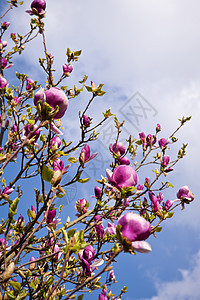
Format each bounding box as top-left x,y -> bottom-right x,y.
12,96 -> 22,105
118,156 -> 130,165
0,40 -> 7,48
105,222 -> 116,235
50,136 -> 61,150
98,289 -> 108,300
26,0 -> 46,16
146,134 -> 156,146
139,132 -> 146,142
158,138 -> 168,149
162,155 -> 170,167
2,186 -> 14,196
163,199 -> 173,210
31,205 -> 37,219
109,142 -> 126,156
117,212 -> 151,242
63,64 -> 73,75
177,185 -> 194,209
0,58 -> 13,69
46,209 -> 56,223
80,144 -> 98,164
94,215 -> 105,239
75,198 -> 88,215
156,123 -> 161,132
23,124 -> 40,144
34,87 -> 69,119
106,165 -> 138,190
26,78 -> 34,90
1,22 -> 10,29
83,115 -> 90,127
52,158 -> 70,186
149,191 -> 161,212
109,270 -> 115,281
29,256 -> 36,271
0,74 -> 7,88
94,186 -> 101,199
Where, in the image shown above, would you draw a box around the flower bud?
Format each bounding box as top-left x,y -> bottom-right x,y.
94,186 -> 101,199
83,114 -> 90,127
118,156 -> 130,165
109,142 -> 126,156
158,138 -> 168,149
34,87 -> 69,119
26,78 -> 34,90
1,22 -> 10,30
50,136 -> 61,151
156,123 -> 161,132
75,198 -> 88,214
46,209 -> 56,223
63,63 -> 73,76
29,256 -> 36,271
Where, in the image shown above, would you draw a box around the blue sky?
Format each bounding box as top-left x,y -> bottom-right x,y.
2,0 -> 200,299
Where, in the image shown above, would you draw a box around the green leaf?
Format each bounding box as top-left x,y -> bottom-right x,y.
77,294 -> 84,300
67,228 -> 76,239
78,177 -> 90,183
10,281 -> 21,291
42,165 -> 54,182
85,86 -> 92,92
67,157 -> 78,163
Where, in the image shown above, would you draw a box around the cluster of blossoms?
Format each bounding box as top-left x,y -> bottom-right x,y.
0,0 -> 195,299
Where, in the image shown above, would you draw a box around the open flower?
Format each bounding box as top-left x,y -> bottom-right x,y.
0,74 -> 7,88
23,124 -> 40,144
34,87 -> 69,119
109,142 -> 126,156
177,185 -> 194,209
158,138 -> 168,149
117,212 -> 152,253
79,144 -> 97,166
49,136 -> 61,151
106,165 -> 138,190
63,64 -> 73,76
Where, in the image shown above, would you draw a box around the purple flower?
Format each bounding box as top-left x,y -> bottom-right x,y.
98,289 -> 108,300
80,144 -> 98,164
12,96 -> 22,105
144,177 -> 150,188
137,184 -> 144,191
94,215 -> 105,239
109,270 -> 115,281
0,58 -> 7,68
118,156 -> 130,165
46,209 -> 56,223
23,124 -> 40,144
131,240 -> 152,253
105,222 -> 116,235
53,244 -> 62,260
52,159 -> 70,186
2,186 -> 14,196
75,198 -> 88,215
149,191 -> 160,212
139,132 -> 146,142
94,186 -> 101,199
0,74 -> 7,88
82,245 -> 95,263
162,155 -> 170,167
146,134 -> 156,146
16,214 -> 25,227
158,138 -> 168,149
29,256 -> 36,271
0,238 -> 5,246
26,78 -> 34,90
163,200 -> 173,210
117,212 -> 151,242
177,186 -> 194,209
63,64 -> 73,75
26,0 -> 46,16
156,123 -> 161,132
31,205 -> 37,219
1,22 -> 10,29
109,142 -> 126,156
106,165 -> 138,190
50,136 -> 61,150
83,115 -> 90,127
34,87 -> 69,119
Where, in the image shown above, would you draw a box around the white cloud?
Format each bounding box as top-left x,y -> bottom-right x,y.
143,250 -> 200,300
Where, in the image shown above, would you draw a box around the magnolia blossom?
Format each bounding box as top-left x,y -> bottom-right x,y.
177,185 -> 194,209
162,155 -> 170,167
46,209 -> 56,223
26,0 -> 46,16
105,222 -> 116,235
79,245 -> 95,276
2,186 -> 14,196
158,138 -> 168,149
98,289 -> 108,300
106,165 -> 138,190
149,191 -> 161,212
94,215 -> 104,238
52,158 -> 70,186
146,134 -> 156,146
26,78 -> 34,90
80,144 -> 97,164
63,63 -> 73,75
31,205 -> 37,219
23,124 -> 40,144
50,136 -> 61,151
156,123 -> 161,132
94,186 -> 101,198
83,114 -> 90,127
29,256 -> 36,271
117,212 -> 152,253
117,212 -> 151,242
34,87 -> 69,119
75,198 -> 88,215
118,156 -> 130,165
0,74 -> 7,88
109,142 -> 126,156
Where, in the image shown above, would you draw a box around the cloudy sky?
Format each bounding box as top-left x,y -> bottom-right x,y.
2,0 -> 200,299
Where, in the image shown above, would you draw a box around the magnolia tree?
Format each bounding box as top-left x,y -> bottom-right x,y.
0,1 -> 195,299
